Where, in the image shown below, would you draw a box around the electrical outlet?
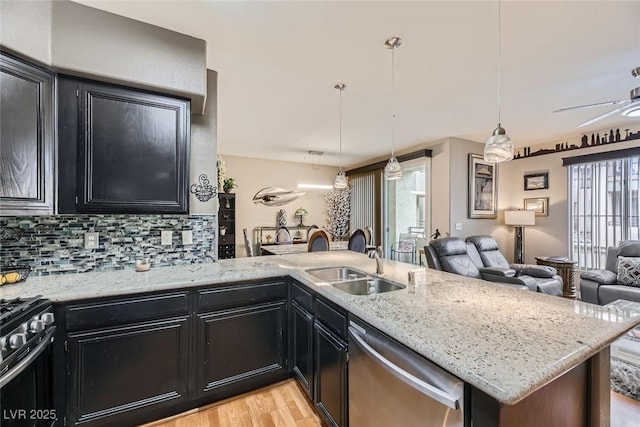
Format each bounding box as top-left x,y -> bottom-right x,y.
182,230 -> 193,245
455,223 -> 463,231
161,230 -> 173,246
84,232 -> 99,249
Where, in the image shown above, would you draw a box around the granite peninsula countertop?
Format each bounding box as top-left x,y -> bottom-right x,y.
1,251 -> 639,406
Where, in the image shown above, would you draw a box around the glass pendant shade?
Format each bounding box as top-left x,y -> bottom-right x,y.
384,157 -> 402,180
333,169 -> 348,190
484,125 -> 514,162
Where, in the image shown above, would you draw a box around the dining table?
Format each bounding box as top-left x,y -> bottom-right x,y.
260,240 -> 349,256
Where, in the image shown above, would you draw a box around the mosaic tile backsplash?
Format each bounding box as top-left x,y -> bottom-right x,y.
0,215 -> 217,275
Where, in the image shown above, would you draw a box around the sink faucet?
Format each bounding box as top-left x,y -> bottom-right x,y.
368,246 -> 384,275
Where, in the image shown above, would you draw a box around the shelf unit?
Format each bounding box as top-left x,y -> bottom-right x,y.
218,193 -> 236,259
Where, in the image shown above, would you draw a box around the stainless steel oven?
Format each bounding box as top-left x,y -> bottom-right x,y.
1,296 -> 56,427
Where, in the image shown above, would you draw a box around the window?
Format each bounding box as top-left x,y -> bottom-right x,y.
569,155 -> 640,269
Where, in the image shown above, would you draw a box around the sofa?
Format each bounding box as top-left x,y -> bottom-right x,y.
424,237 -> 530,291
580,240 -> 640,305
466,235 -> 563,296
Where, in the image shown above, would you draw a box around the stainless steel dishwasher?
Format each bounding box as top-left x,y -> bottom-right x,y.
348,320 -> 465,427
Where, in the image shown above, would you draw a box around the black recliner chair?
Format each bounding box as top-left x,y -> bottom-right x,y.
580,240 -> 640,305
424,237 -> 530,290
465,235 -> 563,296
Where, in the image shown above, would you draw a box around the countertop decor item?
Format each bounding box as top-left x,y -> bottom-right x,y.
190,173 -> 217,202
0,264 -> 30,285
135,258 -> 151,272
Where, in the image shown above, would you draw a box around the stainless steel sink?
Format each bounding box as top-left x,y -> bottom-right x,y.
332,278 -> 406,295
305,267 -> 369,282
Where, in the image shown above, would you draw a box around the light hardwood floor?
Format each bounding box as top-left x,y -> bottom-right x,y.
145,380 -> 638,427
142,380 -> 321,427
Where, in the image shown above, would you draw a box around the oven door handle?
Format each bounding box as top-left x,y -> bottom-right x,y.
0,326 -> 56,389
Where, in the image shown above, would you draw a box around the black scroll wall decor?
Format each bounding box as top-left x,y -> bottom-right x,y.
190,174 -> 217,202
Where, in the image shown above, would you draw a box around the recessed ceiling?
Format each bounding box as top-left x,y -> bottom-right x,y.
73,0 -> 640,167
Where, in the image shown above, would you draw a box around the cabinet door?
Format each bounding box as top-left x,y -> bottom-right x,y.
314,321 -> 348,427
66,316 -> 189,426
59,77 -> 190,214
196,301 -> 287,400
291,301 -> 314,399
0,53 -> 55,214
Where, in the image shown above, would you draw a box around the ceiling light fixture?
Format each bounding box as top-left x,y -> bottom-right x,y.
484,0 -> 514,163
384,36 -> 403,180
333,83 -> 348,190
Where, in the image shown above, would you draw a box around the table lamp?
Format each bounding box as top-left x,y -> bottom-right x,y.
295,207 -> 308,227
504,210 -> 535,264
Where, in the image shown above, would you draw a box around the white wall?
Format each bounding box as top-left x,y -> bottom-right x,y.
448,137 -> 502,238
222,155 -> 338,257
1,0 -> 207,113
1,0 -> 52,66
428,139 -> 450,236
190,70 -> 218,214
497,137 -> 640,264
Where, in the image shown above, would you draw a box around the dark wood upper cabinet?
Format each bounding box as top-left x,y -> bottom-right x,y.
58,76 -> 190,214
0,52 -> 55,215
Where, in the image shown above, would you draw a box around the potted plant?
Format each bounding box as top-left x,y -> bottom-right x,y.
223,178 -> 237,193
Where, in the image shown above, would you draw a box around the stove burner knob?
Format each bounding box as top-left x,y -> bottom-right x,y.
9,333 -> 27,349
41,313 -> 55,326
29,320 -> 45,333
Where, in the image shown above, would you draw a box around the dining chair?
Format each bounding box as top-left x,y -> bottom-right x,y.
276,227 -> 292,244
348,229 -> 367,253
307,225 -> 320,240
308,230 -> 330,252
363,226 -> 373,246
243,228 -> 254,257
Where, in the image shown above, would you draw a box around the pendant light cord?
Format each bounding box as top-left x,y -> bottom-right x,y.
497,0 -> 502,126
339,85 -> 343,171
391,44 -> 396,157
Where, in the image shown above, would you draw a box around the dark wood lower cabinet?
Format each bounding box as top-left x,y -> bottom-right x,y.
314,321 -> 348,427
66,316 -> 189,426
58,281 -> 289,426
290,301 -> 314,400
196,301 -> 287,400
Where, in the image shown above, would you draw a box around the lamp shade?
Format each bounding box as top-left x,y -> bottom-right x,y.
504,210 -> 535,226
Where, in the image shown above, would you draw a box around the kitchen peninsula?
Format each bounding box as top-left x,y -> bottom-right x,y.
2,252 -> 637,427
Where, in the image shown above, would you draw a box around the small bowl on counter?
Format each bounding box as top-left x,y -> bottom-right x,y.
135,258 -> 151,272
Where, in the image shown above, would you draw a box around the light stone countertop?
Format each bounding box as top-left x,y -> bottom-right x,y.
1,251 -> 638,405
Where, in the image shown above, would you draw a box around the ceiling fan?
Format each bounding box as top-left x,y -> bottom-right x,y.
553,67 -> 640,128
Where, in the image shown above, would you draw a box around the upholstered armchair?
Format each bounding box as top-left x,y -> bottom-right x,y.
580,240 -> 640,305
424,237 -> 530,291
465,235 -> 563,296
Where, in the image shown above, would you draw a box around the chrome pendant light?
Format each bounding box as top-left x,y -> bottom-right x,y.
384,36 -> 403,180
333,83 -> 348,190
484,0 -> 514,163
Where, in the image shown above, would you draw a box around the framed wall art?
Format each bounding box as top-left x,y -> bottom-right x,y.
468,154 -> 497,219
524,172 -> 549,191
524,197 -> 549,217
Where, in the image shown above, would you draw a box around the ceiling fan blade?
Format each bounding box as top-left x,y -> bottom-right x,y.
576,105 -> 628,128
553,99 -> 629,113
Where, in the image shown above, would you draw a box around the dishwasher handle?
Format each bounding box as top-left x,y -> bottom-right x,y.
348,325 -> 461,410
